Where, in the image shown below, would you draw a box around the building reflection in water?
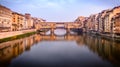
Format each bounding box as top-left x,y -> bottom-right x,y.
0,33 -> 120,67
78,34 -> 120,66
0,35 -> 35,67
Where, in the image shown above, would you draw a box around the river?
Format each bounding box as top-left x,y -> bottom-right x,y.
0,29 -> 120,67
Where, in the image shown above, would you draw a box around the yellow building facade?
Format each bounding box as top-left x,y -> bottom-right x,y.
0,5 -> 12,32
25,13 -> 33,29
74,16 -> 86,28
112,13 -> 120,35
82,6 -> 120,35
12,12 -> 25,31
104,6 -> 120,33
98,10 -> 110,33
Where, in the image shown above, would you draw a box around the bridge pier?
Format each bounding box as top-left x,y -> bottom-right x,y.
50,28 -> 56,36
67,28 -> 70,33
51,28 -> 54,33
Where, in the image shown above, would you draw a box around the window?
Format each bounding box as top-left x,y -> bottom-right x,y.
7,22 -> 9,24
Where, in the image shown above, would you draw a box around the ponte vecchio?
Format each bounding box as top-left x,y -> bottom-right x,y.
35,22 -> 83,34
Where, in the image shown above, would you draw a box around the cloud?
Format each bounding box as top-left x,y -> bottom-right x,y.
0,0 -> 119,21
21,0 -> 62,9
30,0 -> 77,8
47,2 -> 60,8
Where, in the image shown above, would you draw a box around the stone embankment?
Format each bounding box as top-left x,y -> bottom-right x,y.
0,29 -> 36,39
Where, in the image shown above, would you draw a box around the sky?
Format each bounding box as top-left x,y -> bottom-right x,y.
0,0 -> 120,22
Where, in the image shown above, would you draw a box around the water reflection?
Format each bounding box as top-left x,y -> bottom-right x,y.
82,34 -> 120,66
0,33 -> 120,67
0,35 -> 36,67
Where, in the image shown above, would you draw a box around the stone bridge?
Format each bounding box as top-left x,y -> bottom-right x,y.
35,22 -> 83,33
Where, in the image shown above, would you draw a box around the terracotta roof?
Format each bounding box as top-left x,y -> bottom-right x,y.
12,12 -> 24,16
113,6 -> 120,10
0,4 -> 11,11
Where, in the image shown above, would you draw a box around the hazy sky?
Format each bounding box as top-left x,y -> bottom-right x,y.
0,0 -> 119,22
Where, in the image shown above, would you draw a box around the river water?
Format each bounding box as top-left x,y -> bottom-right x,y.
0,29 -> 120,67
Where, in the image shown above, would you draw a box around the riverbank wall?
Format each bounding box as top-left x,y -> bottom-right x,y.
0,29 -> 36,39
85,31 -> 120,42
